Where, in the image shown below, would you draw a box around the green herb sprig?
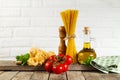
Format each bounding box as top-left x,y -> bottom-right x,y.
16,53 -> 30,66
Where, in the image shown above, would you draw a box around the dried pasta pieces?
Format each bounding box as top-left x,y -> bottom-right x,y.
27,47 -> 55,66
60,9 -> 79,63
27,57 -> 38,66
29,47 -> 38,57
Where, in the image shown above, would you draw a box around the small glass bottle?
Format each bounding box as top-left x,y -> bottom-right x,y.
77,26 -> 96,64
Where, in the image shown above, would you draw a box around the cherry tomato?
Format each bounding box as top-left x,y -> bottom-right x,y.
62,62 -> 68,72
65,55 -> 73,65
58,53 -> 64,58
52,64 -> 64,74
44,61 -> 53,72
48,55 -> 57,62
52,65 -> 57,73
44,54 -> 71,74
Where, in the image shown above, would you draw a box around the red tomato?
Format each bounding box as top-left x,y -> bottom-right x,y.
65,55 -> 73,65
44,54 -> 71,74
52,65 -> 57,73
58,53 -> 64,58
44,61 -> 53,72
52,64 -> 64,74
62,62 -> 68,72
48,55 -> 57,62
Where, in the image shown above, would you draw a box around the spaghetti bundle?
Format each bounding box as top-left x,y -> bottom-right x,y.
60,9 -> 79,63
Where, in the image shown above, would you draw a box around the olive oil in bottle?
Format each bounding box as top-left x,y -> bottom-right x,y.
77,26 -> 96,64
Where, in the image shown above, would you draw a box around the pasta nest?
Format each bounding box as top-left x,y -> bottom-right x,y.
27,47 -> 55,66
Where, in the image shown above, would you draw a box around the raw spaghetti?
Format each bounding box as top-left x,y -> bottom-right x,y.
60,9 -> 79,63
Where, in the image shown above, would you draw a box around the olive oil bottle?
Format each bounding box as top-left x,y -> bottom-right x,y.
77,26 -> 96,64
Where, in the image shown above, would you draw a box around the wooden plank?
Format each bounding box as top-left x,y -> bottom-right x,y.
84,71 -> 120,80
0,61 -> 96,71
0,71 -> 18,80
0,61 -> 44,71
0,60 -> 17,66
30,71 -> 49,80
83,71 -> 105,80
49,72 -> 66,80
101,73 -> 120,80
67,71 -> 85,80
0,71 -> 3,74
0,66 -> 44,71
68,64 -> 96,71
12,71 -> 33,80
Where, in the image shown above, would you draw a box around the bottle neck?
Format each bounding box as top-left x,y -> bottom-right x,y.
83,33 -> 91,49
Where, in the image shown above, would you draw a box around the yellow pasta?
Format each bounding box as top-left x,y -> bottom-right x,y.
27,47 -> 55,66
60,9 -> 79,63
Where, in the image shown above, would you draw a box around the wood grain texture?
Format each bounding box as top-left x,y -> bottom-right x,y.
0,71 -> 120,80
0,71 -> 18,80
0,61 -> 96,71
12,72 -> 33,80
49,72 -> 67,80
101,73 -> 120,80
68,64 -> 96,70
83,71 -> 105,80
0,71 -> 3,74
83,71 -> 120,80
0,61 -> 44,71
30,71 -> 49,80
67,71 -> 85,80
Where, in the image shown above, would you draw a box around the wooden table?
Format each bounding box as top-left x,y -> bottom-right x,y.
0,61 -> 120,80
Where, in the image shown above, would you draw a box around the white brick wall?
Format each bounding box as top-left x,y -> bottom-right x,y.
0,0 -> 120,60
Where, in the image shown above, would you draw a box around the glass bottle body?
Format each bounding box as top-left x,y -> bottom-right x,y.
77,27 -> 96,64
